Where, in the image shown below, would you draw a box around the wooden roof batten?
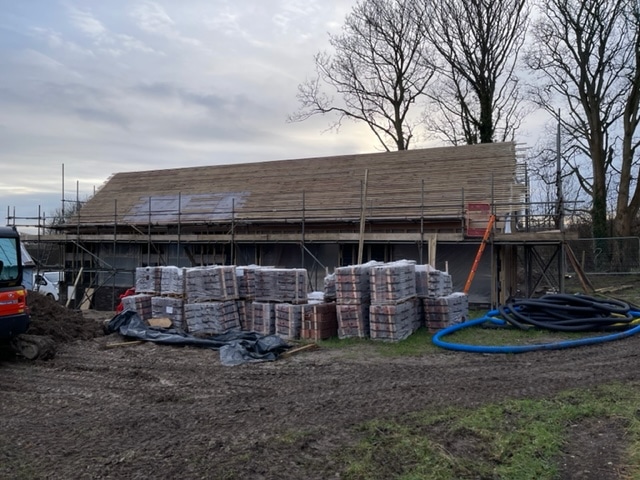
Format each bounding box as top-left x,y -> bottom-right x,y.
59,142 -> 527,235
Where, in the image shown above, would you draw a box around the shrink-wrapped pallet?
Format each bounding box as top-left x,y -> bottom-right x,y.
252,301 -> 276,335
370,260 -> 417,305
121,294 -> 153,321
160,266 -> 184,296
423,292 -> 468,332
414,264 -> 435,298
275,303 -> 305,340
323,273 -> 336,301
336,303 -> 370,339
369,298 -> 417,341
236,265 -> 260,299
184,265 -> 238,303
301,303 -> 338,341
254,268 -> 307,304
415,265 -> 453,298
184,301 -> 240,335
236,299 -> 254,331
334,261 -> 381,305
151,296 -> 184,330
135,266 -> 161,295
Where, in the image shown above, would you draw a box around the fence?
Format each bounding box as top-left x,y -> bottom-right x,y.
567,237 -> 640,275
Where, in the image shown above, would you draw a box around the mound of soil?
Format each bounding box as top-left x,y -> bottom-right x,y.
26,292 -> 105,343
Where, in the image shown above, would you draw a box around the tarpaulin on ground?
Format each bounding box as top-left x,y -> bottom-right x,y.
105,310 -> 290,366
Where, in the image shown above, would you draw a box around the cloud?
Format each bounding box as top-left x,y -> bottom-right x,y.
130,1 -> 202,47
66,4 -> 157,56
0,0 -> 381,223
68,6 -> 108,38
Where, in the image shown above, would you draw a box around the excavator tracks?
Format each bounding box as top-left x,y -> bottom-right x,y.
10,334 -> 56,360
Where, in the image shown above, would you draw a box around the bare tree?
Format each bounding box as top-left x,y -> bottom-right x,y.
423,0 -> 529,145
288,0 -> 436,151
525,0 -> 640,238
526,135 -> 589,229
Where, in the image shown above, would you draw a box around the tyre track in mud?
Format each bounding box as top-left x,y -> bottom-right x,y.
1,332 -> 639,479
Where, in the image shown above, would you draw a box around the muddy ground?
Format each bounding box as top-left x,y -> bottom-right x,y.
0,293 -> 637,479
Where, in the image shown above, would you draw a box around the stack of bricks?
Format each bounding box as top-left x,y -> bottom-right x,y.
414,264 -> 463,332
369,261 -> 418,341
255,268 -> 307,304
184,301 -> 240,336
424,292 -> 469,332
252,302 -> 276,335
151,296 -> 184,330
185,266 -> 239,303
369,300 -> 419,341
370,260 -> 417,305
427,269 -> 453,298
323,273 -> 336,302
160,266 -> 185,296
301,302 -> 338,341
335,261 -> 381,339
235,265 -> 260,332
121,294 -> 152,321
134,266 -> 185,329
236,265 -> 259,299
415,265 -> 453,298
135,266 -> 161,295
275,303 -> 305,340
236,299 -> 254,332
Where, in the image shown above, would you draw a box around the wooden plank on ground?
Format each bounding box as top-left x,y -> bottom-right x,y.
105,340 -> 144,348
595,284 -> 632,294
565,245 -> 596,294
279,343 -> 319,359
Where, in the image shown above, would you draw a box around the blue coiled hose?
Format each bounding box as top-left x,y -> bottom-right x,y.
432,294 -> 640,353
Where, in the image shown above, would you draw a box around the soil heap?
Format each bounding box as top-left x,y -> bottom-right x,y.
26,292 -> 105,342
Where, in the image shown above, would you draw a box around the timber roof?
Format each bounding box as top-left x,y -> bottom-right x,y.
66,142 -> 526,228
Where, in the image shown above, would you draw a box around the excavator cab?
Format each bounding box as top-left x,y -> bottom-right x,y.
0,226 -> 55,359
0,226 -> 29,339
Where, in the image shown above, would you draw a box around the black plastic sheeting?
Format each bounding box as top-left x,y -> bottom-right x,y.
105,310 -> 291,366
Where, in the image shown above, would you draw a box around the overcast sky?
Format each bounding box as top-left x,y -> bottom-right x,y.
1,1 -> 548,228
0,0 -> 379,224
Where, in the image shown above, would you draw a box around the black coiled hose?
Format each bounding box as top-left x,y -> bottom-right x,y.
498,294 -> 634,332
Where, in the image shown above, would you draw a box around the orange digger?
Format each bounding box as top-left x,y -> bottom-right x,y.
0,226 -> 55,359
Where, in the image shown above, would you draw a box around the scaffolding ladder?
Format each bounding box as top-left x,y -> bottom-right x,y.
463,214 -> 496,295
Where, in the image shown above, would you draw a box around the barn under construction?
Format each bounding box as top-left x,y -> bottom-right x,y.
18,141 -> 571,310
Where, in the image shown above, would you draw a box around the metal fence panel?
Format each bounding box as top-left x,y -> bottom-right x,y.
567,237 -> 640,274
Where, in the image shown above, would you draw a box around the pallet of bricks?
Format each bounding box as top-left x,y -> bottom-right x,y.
296,274 -> 339,341
134,265 -> 242,335
235,265 -> 261,332
252,268 -> 308,338
415,264 -> 468,332
301,301 -> 338,341
369,260 -> 419,341
134,266 -> 186,330
334,261 -> 382,339
183,265 -> 240,335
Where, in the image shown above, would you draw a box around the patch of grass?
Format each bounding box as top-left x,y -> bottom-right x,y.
444,321 -> 598,347
337,382 -> 640,480
316,328 -> 440,357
